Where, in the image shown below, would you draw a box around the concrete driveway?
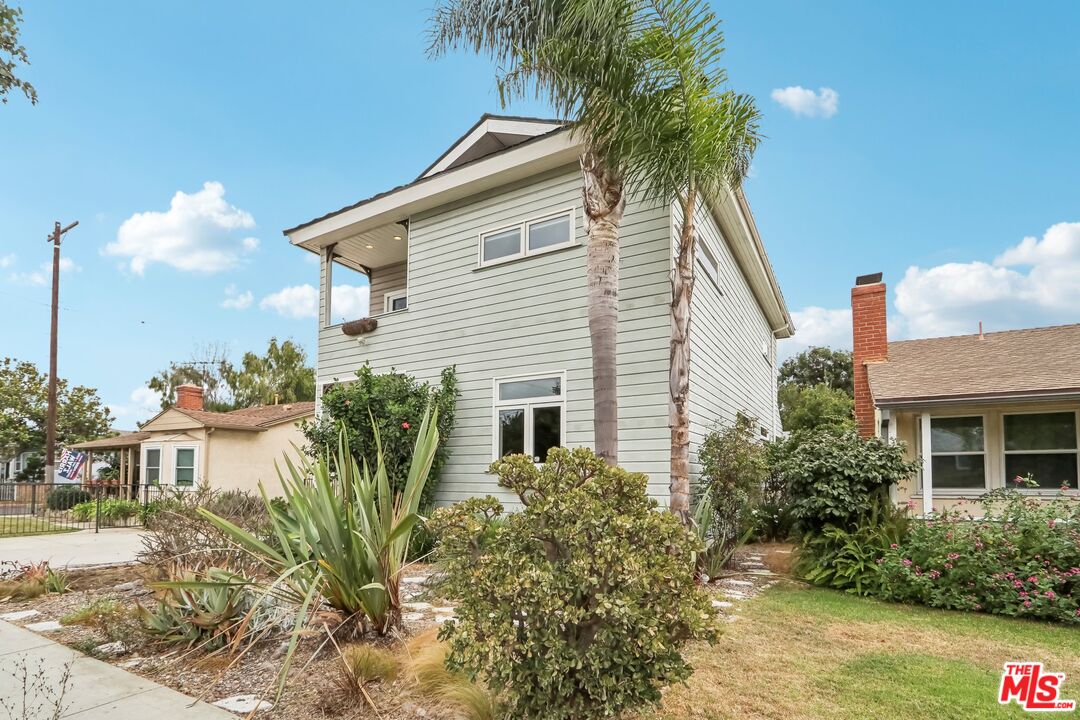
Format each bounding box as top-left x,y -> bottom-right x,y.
0,528 -> 145,567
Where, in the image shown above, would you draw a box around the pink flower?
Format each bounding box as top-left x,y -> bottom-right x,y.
906,499 -> 916,509
944,563 -> 953,570
1028,576 -> 1039,583
902,559 -> 912,567
947,553 -> 960,560
889,544 -> 898,549
1045,591 -> 1056,600
401,422 -> 411,430
1014,580 -> 1024,588
929,570 -> 941,579
1018,591 -> 1028,598
1023,600 -> 1032,608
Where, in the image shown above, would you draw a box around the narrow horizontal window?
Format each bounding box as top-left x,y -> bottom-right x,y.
527,213 -> 571,252
498,376 -> 562,401
481,227 -> 522,263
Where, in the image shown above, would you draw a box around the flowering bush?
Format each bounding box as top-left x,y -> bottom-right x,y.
878,488 -> 1080,624
429,448 -> 718,720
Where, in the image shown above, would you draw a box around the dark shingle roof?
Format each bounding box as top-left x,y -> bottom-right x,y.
867,323 -> 1080,405
171,402 -> 316,431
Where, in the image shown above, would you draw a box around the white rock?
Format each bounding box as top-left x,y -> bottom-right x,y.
403,602 -> 432,611
711,600 -> 733,609
432,606 -> 456,614
212,695 -> 274,714
725,615 -> 740,623
721,591 -> 748,600
724,579 -> 754,587
775,549 -> 792,554
402,612 -> 426,623
117,658 -> 144,669
0,609 -> 40,621
25,620 -> 63,632
402,576 -> 427,585
433,615 -> 454,625
744,554 -> 764,560
93,641 -> 127,657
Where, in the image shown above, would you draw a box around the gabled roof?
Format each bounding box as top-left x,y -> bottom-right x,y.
867,323 -> 1080,406
416,114 -> 566,179
144,402 -> 316,433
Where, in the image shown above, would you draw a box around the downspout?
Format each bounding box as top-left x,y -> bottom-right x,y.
203,428 -> 214,488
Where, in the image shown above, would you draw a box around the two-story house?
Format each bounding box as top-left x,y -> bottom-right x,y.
284,115 -> 793,506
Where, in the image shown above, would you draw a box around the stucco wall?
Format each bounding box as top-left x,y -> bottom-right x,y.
203,421 -> 308,496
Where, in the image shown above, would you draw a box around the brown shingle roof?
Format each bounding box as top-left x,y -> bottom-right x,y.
172,402 -> 316,431
867,323 -> 1080,405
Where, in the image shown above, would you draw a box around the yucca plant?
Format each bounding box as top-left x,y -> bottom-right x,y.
198,404 -> 441,632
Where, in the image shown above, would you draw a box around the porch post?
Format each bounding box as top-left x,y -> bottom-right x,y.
920,412 -> 933,516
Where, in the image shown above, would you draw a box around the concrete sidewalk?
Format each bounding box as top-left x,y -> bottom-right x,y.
0,528 -> 145,567
0,620 -> 235,718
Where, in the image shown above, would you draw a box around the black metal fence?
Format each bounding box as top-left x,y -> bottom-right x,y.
0,482 -> 166,536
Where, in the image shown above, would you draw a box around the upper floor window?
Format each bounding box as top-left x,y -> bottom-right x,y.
479,210 -> 574,266
385,291 -> 408,313
928,415 -> 986,490
696,237 -> 721,283
1004,411 -> 1078,490
493,374 -> 564,463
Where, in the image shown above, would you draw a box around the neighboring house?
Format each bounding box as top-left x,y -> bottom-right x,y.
851,273 -> 1080,515
69,384 -> 314,494
284,114 -> 794,506
0,451 -> 35,481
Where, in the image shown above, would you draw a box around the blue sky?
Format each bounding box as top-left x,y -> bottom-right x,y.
3,1 -> 1079,428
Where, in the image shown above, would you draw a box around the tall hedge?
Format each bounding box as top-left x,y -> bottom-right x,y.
303,364 -> 458,508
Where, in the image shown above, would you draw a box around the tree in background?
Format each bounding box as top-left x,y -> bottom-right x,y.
778,346 -> 853,394
147,339 -> 315,412
0,358 -> 113,479
0,2 -> 36,105
777,346 -> 855,433
222,338 -> 315,408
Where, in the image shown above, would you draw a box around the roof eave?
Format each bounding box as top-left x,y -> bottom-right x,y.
874,387 -> 1080,409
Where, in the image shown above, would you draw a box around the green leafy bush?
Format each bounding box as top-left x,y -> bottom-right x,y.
46,486 -> 91,511
695,415 -> 767,574
141,567 -> 270,650
429,448 -> 718,720
778,383 -> 855,433
303,364 -> 458,508
878,488 -> 1080,624
70,498 -> 140,525
776,429 -> 919,536
796,499 -> 909,595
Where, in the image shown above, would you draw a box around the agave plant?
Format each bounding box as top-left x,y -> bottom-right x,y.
198,404 -> 441,632
140,567 -> 255,650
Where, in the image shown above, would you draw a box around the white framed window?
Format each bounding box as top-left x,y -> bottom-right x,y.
174,446 -> 198,487
479,209 -> 575,267
492,373 -> 565,462
143,445 -> 162,486
927,415 -> 987,490
1003,411 -> 1078,490
384,290 -> 408,313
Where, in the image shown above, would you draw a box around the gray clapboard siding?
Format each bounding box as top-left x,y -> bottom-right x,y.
369,262 -> 407,315
318,165 -> 672,505
676,195 -> 780,483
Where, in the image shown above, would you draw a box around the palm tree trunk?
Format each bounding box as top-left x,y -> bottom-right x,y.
581,151 -> 625,465
669,187 -> 698,522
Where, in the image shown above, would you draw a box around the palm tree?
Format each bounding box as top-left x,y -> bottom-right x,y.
428,0 -> 631,465
429,1 -> 761,519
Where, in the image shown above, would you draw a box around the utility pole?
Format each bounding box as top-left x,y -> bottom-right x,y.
44,220 -> 78,484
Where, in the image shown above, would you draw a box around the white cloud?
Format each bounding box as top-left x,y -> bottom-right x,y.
9,256 -> 80,286
104,181 -> 258,274
778,306 -> 852,360
783,221 -> 1080,354
771,86 -> 839,118
109,385 -> 163,428
0,254 -> 14,268
220,284 -> 254,310
259,283 -> 370,321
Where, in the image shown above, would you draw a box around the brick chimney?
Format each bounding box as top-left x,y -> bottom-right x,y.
175,384 -> 205,411
851,272 -> 887,437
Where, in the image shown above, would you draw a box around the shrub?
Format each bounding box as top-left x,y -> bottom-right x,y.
62,598 -> 141,644
138,486 -> 275,575
695,414 -> 768,574
0,561 -> 66,599
46,486 -> 91,511
70,498 -> 140,525
778,382 -> 855,433
795,499 -> 909,595
777,429 -> 920,535
878,488 -> 1080,624
429,448 -> 718,720
303,364 -> 457,508
338,644 -> 398,695
752,442 -> 796,541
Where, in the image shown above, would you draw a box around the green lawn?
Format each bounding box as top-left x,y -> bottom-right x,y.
639,583 -> 1080,720
0,516 -> 80,537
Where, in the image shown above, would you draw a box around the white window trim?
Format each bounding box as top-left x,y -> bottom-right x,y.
384,290 -> 408,314
491,371 -> 567,462
478,208 -> 576,268
923,413 -> 989,497
172,445 -> 199,488
142,443 -> 163,486
1001,409 -> 1080,491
